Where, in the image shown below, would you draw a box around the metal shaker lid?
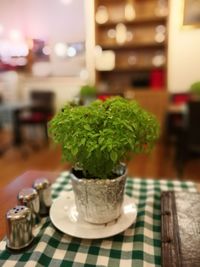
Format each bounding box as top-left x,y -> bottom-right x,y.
6,205 -> 31,221
18,188 -> 38,203
33,178 -> 51,190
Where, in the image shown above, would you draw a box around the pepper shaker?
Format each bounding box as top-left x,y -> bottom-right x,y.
6,206 -> 33,250
33,178 -> 52,216
18,188 -> 40,226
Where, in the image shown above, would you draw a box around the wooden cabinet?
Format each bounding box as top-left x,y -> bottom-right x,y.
94,0 -> 168,93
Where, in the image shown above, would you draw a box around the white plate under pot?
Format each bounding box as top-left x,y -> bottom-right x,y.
50,192 -> 137,239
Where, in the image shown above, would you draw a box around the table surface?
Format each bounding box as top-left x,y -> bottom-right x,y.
0,170 -> 199,241
0,171 -> 199,267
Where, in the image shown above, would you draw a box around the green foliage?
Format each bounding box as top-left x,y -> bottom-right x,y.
48,97 -> 160,178
80,85 -> 96,97
190,81 -> 200,96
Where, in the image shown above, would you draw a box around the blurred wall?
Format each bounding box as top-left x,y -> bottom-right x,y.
0,0 -> 85,42
168,0 -> 200,93
85,0 -> 95,84
19,75 -> 84,110
0,71 -> 19,103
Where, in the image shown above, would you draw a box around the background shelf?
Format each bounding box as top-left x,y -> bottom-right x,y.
95,0 -> 168,93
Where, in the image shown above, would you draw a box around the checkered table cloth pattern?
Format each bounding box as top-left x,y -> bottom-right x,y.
0,172 -> 197,267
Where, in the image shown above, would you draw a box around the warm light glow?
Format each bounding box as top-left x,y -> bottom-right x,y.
152,53 -> 165,67
155,25 -> 165,43
95,50 -> 115,71
155,0 -> 168,17
155,33 -> 165,43
156,25 -> 166,33
9,29 -> 23,42
116,23 -> 127,45
124,1 -> 136,21
95,6 -> 109,24
126,31 -> 134,42
128,55 -> 137,65
107,29 -> 116,39
54,42 -> 68,57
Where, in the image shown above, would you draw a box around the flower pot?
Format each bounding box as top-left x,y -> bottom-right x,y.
70,164 -> 127,224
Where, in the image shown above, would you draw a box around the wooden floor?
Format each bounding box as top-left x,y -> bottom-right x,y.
0,130 -> 199,188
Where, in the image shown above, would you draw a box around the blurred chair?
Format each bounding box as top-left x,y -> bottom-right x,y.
30,90 -> 55,113
175,100 -> 200,177
15,90 -> 55,147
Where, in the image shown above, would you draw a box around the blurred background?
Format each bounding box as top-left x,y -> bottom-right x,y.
0,0 -> 200,187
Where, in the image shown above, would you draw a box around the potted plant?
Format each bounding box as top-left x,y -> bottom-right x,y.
48,97 -> 159,224
190,81 -> 200,100
79,84 -> 96,105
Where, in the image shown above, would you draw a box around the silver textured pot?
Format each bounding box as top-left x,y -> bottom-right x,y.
70,164 -> 127,224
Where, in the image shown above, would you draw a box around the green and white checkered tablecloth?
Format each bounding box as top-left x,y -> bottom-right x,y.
0,172 -> 197,267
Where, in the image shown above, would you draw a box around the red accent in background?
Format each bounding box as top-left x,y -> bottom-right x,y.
97,93 -> 124,101
150,69 -> 165,90
0,61 -> 16,71
171,93 -> 190,105
97,95 -> 111,101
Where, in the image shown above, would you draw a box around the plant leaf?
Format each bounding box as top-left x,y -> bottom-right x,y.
110,151 -> 117,162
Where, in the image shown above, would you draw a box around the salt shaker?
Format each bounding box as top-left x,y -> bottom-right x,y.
6,206 -> 33,250
18,188 -> 40,226
33,178 -> 52,216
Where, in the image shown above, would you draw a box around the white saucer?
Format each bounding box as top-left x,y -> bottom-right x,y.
50,192 -> 137,239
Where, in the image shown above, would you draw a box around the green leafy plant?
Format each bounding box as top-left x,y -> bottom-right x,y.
48,97 -> 160,179
190,81 -> 200,96
80,85 -> 96,97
